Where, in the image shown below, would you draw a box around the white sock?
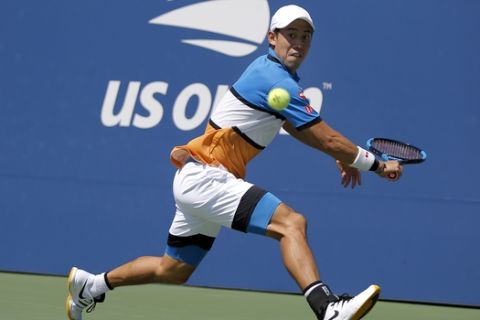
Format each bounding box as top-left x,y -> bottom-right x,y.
89,272 -> 111,297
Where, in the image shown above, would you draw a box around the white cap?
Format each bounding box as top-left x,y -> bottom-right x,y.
269,5 -> 315,32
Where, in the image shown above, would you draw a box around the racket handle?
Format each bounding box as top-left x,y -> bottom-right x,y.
388,172 -> 398,180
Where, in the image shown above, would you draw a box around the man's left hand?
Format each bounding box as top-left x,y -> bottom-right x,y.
336,160 -> 362,189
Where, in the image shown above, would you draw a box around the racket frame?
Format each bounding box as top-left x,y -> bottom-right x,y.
366,137 -> 427,164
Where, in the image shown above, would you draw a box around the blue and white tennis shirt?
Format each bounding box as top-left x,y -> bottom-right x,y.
170,48 -> 322,178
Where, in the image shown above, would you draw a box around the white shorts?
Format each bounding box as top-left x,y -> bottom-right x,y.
165,161 -> 281,266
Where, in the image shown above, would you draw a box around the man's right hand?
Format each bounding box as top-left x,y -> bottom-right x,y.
376,160 -> 403,181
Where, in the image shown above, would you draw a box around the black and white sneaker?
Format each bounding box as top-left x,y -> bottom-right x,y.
322,285 -> 381,320
66,267 -> 105,320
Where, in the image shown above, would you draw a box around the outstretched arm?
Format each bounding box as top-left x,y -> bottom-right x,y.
283,120 -> 357,163
282,120 -> 403,186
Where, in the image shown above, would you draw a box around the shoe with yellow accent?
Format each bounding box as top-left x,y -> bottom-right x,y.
66,267 -> 105,320
321,285 -> 381,320
66,294 -> 83,320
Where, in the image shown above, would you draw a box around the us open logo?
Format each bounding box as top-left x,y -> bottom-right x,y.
149,0 -> 270,57
100,0 -> 325,131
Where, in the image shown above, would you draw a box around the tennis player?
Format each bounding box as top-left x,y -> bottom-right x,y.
66,5 -> 403,320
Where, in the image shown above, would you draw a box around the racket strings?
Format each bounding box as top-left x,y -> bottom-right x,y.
373,140 -> 421,160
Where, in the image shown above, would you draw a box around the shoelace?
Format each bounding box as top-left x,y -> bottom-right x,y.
338,293 -> 353,300
85,302 -> 97,313
85,294 -> 105,313
317,293 -> 353,319
331,294 -> 353,308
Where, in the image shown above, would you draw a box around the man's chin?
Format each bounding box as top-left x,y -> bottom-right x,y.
285,60 -> 302,72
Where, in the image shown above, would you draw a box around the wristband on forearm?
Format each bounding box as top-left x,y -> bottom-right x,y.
349,146 -> 379,172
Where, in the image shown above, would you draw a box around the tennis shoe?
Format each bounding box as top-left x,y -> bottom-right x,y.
321,285 -> 381,320
66,294 -> 83,320
66,267 -> 105,320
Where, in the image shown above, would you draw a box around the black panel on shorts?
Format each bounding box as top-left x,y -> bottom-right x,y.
167,233 -> 215,251
231,185 -> 267,232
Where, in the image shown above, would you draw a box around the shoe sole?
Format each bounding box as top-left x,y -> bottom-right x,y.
67,267 -> 78,294
66,294 -> 74,320
66,267 -> 78,320
351,285 -> 381,320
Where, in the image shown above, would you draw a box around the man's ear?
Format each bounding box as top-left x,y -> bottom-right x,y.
267,31 -> 277,48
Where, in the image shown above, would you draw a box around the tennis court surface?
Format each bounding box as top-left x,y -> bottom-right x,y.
1,272 -> 479,319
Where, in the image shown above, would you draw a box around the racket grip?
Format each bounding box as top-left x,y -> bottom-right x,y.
388,172 -> 398,180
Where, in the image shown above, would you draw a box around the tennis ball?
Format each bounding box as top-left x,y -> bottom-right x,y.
267,88 -> 290,111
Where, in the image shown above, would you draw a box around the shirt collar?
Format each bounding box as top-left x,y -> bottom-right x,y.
267,48 -> 300,81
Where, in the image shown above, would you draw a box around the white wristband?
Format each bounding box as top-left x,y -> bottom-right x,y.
350,146 -> 375,171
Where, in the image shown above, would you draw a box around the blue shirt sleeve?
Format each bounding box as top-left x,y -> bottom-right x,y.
271,79 -> 321,129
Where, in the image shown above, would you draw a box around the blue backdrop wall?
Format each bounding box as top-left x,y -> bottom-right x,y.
1,0 -> 479,307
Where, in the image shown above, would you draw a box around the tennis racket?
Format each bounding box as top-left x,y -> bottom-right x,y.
366,137 -> 427,179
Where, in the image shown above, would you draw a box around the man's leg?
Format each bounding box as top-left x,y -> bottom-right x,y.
106,255 -> 195,287
265,203 -> 319,289
66,254 -> 197,320
67,162 -> 228,319
264,202 -> 380,320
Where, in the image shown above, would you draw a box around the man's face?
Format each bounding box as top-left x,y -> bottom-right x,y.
268,19 -> 313,73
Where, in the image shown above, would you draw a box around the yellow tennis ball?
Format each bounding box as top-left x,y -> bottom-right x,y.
267,88 -> 290,111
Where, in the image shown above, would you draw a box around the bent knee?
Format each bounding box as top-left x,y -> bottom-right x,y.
166,272 -> 190,285
156,256 -> 195,284
286,211 -> 307,234
267,205 -> 308,239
